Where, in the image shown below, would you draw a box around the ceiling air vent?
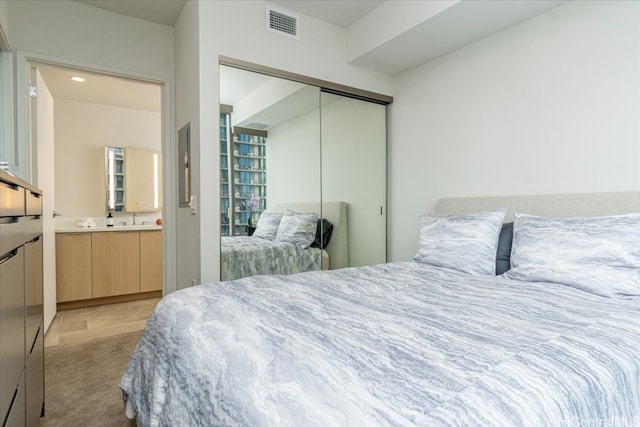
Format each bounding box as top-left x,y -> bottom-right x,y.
266,6 -> 299,40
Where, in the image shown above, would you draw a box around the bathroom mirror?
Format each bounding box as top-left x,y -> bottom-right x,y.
105,146 -> 162,212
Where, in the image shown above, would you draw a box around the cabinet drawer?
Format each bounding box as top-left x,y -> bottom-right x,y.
2,370 -> 25,427
25,190 -> 42,216
56,233 -> 92,302
92,231 -> 140,298
140,230 -> 162,292
0,248 -> 25,421
0,181 -> 25,217
25,237 -> 43,348
26,323 -> 44,426
0,220 -> 25,256
23,216 -> 42,244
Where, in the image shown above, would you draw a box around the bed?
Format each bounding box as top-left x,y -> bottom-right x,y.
121,191 -> 640,426
220,201 -> 348,281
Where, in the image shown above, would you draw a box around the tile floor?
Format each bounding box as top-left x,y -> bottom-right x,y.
44,297 -> 161,347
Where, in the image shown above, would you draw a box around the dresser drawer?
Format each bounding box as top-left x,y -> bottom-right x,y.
2,370 -> 25,427
0,247 -> 25,421
0,181 -> 25,217
0,220 -> 25,256
26,323 -> 44,426
25,190 -> 42,216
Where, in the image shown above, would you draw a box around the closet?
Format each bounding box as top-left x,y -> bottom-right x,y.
218,59 -> 391,278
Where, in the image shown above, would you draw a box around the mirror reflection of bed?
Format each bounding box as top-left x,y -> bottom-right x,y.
220,201 -> 347,281
219,63 -> 387,281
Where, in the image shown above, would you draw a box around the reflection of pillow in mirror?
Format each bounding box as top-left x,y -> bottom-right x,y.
276,210 -> 318,248
252,211 -> 283,240
504,213 -> 640,297
310,218 -> 333,249
413,209 -> 506,276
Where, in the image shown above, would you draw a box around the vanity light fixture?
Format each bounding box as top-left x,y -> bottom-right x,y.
108,149 -> 115,210
70,76 -> 86,82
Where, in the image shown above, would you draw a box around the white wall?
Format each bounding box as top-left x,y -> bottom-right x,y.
8,1 -> 173,79
388,0 -> 640,262
7,0 -> 176,291
54,99 -> 161,218
174,0 -> 393,285
267,108 -> 321,208
0,0 -> 11,46
174,0 -> 200,289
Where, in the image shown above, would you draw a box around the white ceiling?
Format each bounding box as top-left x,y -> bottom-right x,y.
71,0 -> 569,77
74,0 -> 187,27
73,0 -> 379,29
57,0 -> 569,109
38,65 -> 161,113
221,65 -> 330,131
219,66 -> 273,107
349,0 -> 570,76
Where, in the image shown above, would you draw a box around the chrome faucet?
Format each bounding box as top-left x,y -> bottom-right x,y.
133,213 -> 137,225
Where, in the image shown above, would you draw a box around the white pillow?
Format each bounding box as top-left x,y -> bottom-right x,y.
413,209 -> 506,276
252,211 -> 283,240
504,213 -> 640,297
275,210 -> 318,249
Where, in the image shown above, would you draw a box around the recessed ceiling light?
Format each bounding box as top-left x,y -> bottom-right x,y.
70,76 -> 86,83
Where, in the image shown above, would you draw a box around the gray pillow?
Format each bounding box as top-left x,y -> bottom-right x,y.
496,222 -> 513,275
275,210 -> 318,249
413,209 -> 506,276
252,211 -> 283,240
504,213 -> 640,297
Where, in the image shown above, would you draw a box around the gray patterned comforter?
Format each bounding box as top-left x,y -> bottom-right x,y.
221,236 -> 321,281
120,262 -> 640,426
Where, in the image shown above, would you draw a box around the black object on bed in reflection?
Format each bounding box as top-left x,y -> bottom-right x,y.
311,218 -> 333,249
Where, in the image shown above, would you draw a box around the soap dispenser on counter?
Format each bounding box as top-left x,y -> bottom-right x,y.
107,212 -> 114,227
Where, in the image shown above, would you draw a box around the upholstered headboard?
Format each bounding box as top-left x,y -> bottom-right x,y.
274,201 -> 348,270
435,191 -> 640,220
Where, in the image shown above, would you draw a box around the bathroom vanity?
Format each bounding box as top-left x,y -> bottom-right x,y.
55,226 -> 162,309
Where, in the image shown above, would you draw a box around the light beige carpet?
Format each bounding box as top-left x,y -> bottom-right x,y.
40,331 -> 141,427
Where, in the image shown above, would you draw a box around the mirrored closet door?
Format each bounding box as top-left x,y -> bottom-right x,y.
320,91 -> 387,267
218,61 -> 389,281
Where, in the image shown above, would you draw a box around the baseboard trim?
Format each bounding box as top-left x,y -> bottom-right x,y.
57,291 -> 162,311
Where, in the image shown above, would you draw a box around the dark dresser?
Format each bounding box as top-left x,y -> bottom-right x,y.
0,169 -> 44,426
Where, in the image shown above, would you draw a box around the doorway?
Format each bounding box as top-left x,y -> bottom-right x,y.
27,62 -> 165,332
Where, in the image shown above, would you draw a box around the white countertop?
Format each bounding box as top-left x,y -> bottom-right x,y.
56,225 -> 163,233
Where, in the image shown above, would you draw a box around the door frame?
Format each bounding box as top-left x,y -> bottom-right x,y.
15,50 -> 177,299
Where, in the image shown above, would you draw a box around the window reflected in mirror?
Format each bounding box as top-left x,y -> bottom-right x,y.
106,146 -> 162,213
106,146 -> 125,212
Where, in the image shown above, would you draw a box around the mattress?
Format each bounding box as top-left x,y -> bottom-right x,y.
120,261 -> 640,426
220,235 -> 322,281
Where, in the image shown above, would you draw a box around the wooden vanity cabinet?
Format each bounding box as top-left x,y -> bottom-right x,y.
92,231 -> 140,298
55,229 -> 162,307
140,230 -> 162,292
55,233 -> 92,302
